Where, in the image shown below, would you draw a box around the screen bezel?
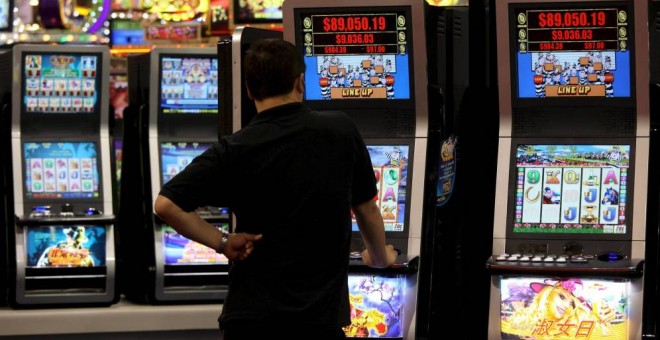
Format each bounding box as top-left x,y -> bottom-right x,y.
157,53 -> 219,116
508,1 -> 637,110
505,137 -> 635,242
352,138 -> 414,238
292,5 -> 416,111
20,51 -> 104,116
22,140 -> 105,203
232,0 -> 283,24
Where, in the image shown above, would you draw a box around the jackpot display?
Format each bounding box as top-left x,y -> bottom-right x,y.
22,53 -> 101,113
159,56 -> 219,114
297,8 -> 412,101
511,3 -> 634,100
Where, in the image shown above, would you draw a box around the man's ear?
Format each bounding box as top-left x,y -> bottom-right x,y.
295,74 -> 305,93
245,82 -> 254,100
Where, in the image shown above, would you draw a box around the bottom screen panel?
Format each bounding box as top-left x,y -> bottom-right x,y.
344,274 -> 406,338
500,277 -> 629,340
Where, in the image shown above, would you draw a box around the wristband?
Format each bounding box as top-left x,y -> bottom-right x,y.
217,233 -> 230,254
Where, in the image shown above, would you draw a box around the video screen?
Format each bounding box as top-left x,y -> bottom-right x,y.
352,145 -> 409,232
23,53 -> 100,113
500,277 -> 629,339
162,223 -> 229,265
110,19 -> 146,47
160,142 -> 213,184
0,0 -> 11,31
512,3 -> 633,99
159,56 -> 218,114
299,8 -> 412,101
24,142 -> 101,199
26,225 -> 106,267
512,144 -> 630,234
343,274 -> 406,338
233,0 -> 283,23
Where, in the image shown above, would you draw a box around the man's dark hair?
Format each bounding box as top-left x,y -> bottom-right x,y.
243,38 -> 306,101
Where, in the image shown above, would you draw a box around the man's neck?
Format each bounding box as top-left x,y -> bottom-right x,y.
254,93 -> 301,113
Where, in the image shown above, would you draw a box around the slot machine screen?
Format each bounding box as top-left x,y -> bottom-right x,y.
25,225 -> 107,268
509,1 -> 635,107
160,141 -> 213,184
23,142 -> 101,200
294,6 -> 414,109
158,55 -> 219,114
352,142 -> 412,233
508,142 -> 634,240
233,0 -> 283,24
109,19 -> 146,47
0,0 -> 12,31
21,52 -> 103,114
162,223 -> 229,265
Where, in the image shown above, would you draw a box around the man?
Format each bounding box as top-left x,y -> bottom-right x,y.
154,38 -> 398,339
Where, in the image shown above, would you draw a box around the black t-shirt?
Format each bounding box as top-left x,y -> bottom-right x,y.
159,102 -> 377,329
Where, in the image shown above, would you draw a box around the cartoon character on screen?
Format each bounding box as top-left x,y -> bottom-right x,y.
385,146 -> 406,167
185,63 -> 207,84
343,294 -> 389,337
507,279 -> 623,338
542,187 -> 559,204
319,62 -> 331,100
37,226 -> 95,267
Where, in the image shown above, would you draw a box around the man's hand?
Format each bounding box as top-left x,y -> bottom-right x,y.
224,233 -> 263,261
361,244 -> 398,269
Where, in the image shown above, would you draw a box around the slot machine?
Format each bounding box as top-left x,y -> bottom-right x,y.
644,1 -> 660,337
283,1 -> 427,338
0,44 -> 118,308
118,47 -> 230,304
486,1 -> 650,339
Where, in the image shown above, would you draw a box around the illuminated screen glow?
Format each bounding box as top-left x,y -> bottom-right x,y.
233,0 -> 283,23
23,54 -> 101,113
512,144 -> 630,234
24,142 -> 101,199
159,56 -> 219,114
500,277 -> 629,339
160,142 -> 213,184
299,9 -> 412,101
344,274 -> 406,338
26,225 -> 106,267
0,0 -> 10,30
162,224 -> 229,265
352,145 -> 409,232
512,4 -> 632,99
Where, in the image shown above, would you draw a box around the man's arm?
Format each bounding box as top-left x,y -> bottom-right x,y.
154,195 -> 261,261
353,198 -> 398,268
